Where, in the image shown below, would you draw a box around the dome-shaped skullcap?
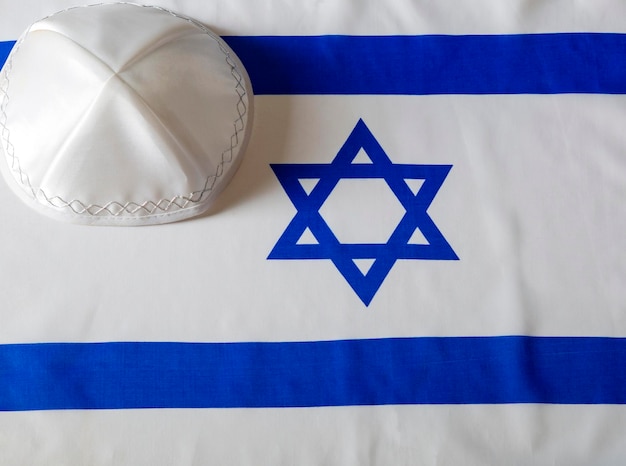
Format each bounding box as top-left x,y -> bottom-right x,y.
0,3 -> 253,225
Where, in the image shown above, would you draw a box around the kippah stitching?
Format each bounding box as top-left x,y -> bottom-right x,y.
0,2 -> 249,218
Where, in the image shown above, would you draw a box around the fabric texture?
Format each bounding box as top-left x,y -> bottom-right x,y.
0,1 -> 625,464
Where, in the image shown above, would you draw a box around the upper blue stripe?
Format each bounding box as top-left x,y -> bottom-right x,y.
0,40 -> 12,66
3,33 -> 626,94
223,34 -> 626,94
1,337 -> 626,411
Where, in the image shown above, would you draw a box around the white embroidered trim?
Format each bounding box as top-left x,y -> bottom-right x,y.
0,2 -> 250,218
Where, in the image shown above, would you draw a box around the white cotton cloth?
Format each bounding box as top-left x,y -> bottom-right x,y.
2,1 -> 626,465
0,3 -> 253,225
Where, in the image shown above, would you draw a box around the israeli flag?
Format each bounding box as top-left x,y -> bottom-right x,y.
1,1 -> 626,464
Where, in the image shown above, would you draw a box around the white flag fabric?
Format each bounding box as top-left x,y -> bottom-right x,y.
1,1 -> 626,464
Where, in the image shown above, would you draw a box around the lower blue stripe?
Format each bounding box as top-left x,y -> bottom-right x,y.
3,33 -> 626,94
1,337 -> 625,411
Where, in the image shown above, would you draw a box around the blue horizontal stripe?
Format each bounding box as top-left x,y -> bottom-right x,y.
223,34 -> 626,94
0,40 -> 12,66
3,33 -> 626,94
1,337 -> 625,411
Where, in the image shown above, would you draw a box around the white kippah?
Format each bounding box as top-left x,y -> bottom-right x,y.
0,3 -> 253,225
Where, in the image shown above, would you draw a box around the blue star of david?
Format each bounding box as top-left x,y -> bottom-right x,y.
268,119 -> 458,306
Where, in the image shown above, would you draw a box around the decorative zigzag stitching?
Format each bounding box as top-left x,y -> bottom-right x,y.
0,2 -> 249,217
